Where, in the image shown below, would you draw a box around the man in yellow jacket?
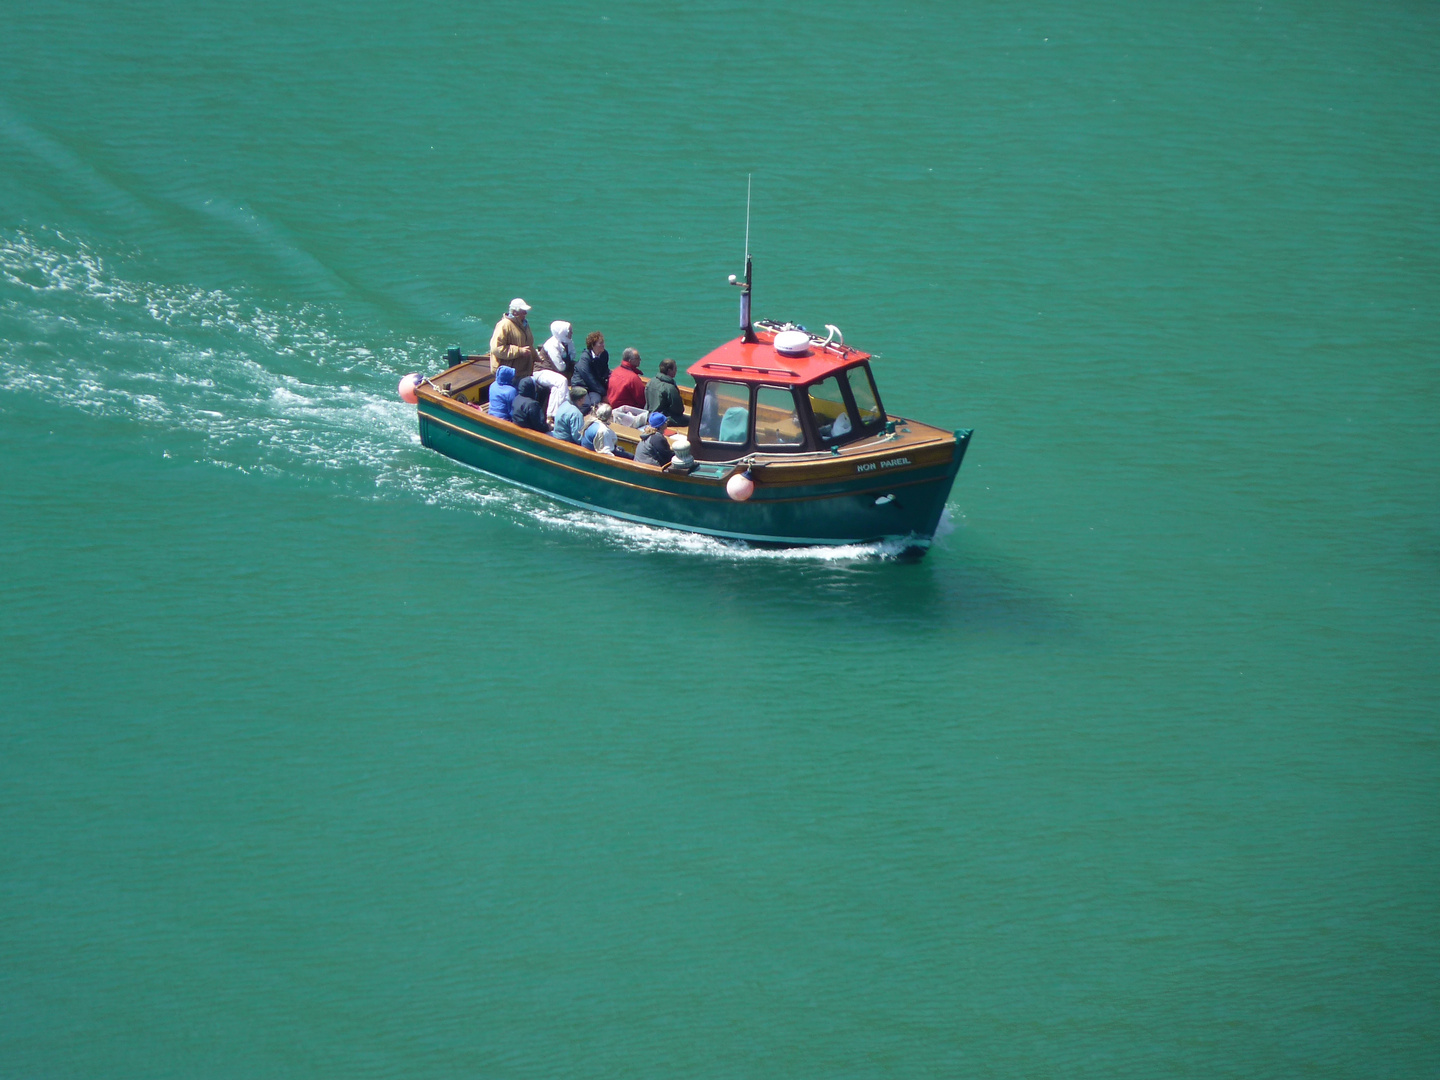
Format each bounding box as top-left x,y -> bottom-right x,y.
489,298 -> 540,381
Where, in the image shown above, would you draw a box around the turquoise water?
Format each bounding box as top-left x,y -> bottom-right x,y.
2,2 -> 1438,1076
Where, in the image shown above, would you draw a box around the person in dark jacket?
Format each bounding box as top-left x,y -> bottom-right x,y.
488,365 -> 517,420
644,358 -> 686,425
509,376 -> 550,433
571,331 -> 610,411
633,412 -> 674,467
607,348 -> 646,410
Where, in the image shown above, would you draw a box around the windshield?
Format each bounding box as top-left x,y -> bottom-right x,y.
699,381 -> 749,444
846,364 -> 883,426
754,385 -> 804,447
808,376 -> 857,443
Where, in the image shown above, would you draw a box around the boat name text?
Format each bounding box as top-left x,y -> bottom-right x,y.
856,457 -> 912,473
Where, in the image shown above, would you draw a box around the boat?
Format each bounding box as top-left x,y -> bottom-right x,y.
399,259 -> 972,556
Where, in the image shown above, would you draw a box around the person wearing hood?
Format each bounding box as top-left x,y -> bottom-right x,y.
487,365 -> 518,421
489,298 -> 539,382
644,358 -> 686,425
552,385 -> 588,444
571,331 -> 610,411
633,412 -> 674,467
607,347 -> 646,410
535,320 -> 574,421
509,376 -> 550,433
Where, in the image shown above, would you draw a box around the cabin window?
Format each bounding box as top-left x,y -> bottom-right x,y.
846,364 -> 884,426
754,385 -> 804,447
808,376 -> 856,442
698,381 -> 750,444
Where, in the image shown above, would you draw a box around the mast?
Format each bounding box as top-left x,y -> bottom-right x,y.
740,256 -> 756,343
738,175 -> 757,343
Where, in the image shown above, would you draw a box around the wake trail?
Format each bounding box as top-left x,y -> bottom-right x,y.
0,228 -> 934,561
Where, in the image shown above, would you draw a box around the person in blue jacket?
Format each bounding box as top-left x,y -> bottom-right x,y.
488,365 -> 517,420
552,385 -> 588,443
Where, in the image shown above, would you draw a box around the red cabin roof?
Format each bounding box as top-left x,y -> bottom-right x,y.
686,333 -> 871,387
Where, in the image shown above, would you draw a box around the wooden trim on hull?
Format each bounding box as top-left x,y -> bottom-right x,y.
417,381 -> 959,483
414,388 -> 969,548
419,410 -> 958,505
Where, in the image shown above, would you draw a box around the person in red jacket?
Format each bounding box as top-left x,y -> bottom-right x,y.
606,348 -> 646,410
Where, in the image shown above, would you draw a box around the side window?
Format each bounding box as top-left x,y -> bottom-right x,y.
808,376 -> 856,442
846,364 -> 883,426
754,385 -> 804,447
699,381 -> 750,444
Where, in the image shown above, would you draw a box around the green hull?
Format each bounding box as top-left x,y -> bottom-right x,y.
418,401 -> 970,552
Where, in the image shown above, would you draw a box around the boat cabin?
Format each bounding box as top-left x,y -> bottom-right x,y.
684,321 -> 888,462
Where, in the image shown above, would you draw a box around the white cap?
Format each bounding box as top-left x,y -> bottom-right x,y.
509,297 -> 531,314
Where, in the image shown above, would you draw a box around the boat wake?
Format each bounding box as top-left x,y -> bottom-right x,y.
0,228 -> 947,562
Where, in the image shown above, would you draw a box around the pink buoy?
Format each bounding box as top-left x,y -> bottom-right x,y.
398,373 -> 421,404
726,470 -> 755,502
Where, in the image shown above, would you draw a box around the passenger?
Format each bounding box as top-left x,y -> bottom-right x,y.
634,411 -> 674,467
509,376 -> 550,433
571,331 -> 611,411
644,358 -> 687,426
666,435 -> 696,474
535,320 -> 574,421
487,365 -> 518,421
552,385 -> 588,443
582,404 -> 617,455
580,402 -> 608,450
699,387 -> 720,438
488,298 -> 540,382
606,347 -> 647,410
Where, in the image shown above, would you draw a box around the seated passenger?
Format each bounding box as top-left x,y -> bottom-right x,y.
634,412 -> 674,467
699,389 -> 720,438
644,358 -> 686,425
607,348 -> 646,410
578,403 -> 607,449
718,405 -> 749,444
488,366 -> 518,421
571,331 -> 610,411
552,385 -> 588,443
583,404 -> 619,455
509,376 -> 550,433
536,320 -> 574,421
666,435 -> 696,474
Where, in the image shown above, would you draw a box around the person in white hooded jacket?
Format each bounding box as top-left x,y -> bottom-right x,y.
535,320 -> 574,421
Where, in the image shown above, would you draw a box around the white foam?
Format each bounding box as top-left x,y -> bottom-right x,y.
0,228 -> 931,562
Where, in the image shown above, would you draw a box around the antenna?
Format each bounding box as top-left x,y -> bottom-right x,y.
728,176 -> 758,343
744,173 -> 751,265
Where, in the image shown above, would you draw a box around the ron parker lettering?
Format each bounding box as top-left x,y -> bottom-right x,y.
856,457 -> 912,473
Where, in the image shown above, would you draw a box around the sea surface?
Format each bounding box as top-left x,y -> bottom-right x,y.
2,2 -> 1437,1077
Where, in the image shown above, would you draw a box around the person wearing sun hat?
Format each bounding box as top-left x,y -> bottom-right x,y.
633,411 -> 674,467
488,297 -> 539,382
